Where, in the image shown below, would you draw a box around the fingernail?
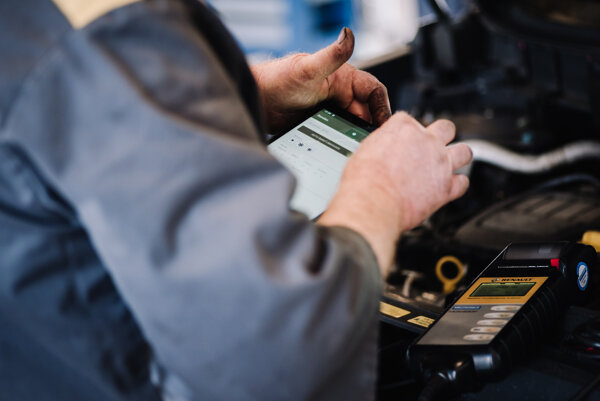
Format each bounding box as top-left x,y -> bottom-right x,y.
337,27 -> 347,44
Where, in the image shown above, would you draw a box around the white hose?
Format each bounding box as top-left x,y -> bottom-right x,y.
457,140 -> 600,174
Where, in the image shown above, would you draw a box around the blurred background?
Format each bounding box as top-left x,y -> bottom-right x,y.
205,0 -> 469,64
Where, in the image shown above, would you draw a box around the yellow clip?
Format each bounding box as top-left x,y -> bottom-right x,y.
581,231 -> 600,252
435,255 -> 465,295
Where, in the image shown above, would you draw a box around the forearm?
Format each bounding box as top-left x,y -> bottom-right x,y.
318,175 -> 402,276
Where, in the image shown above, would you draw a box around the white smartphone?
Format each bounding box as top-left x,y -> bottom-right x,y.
268,106 -> 375,219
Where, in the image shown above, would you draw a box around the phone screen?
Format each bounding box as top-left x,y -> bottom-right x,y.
268,108 -> 372,219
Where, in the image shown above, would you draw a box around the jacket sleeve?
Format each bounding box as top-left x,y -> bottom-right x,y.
3,1 -> 382,400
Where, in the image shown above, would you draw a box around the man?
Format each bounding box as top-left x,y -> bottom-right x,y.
0,0 -> 472,400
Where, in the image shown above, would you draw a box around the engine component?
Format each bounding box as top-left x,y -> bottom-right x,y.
455,191 -> 600,251
582,231 -> 600,252
434,255 -> 465,294
458,140 -> 600,175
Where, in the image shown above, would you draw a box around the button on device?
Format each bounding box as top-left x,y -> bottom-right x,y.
484,312 -> 514,319
471,326 -> 501,333
477,319 -> 508,326
491,305 -> 521,312
463,334 -> 494,341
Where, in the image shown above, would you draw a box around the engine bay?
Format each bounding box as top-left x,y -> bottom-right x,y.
372,1 -> 600,399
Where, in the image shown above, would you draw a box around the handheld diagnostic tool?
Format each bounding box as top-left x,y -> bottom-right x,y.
407,242 -> 597,401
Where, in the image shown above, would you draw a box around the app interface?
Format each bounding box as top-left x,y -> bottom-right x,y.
268,109 -> 370,219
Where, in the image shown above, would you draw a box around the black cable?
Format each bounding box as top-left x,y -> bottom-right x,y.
568,372 -> 600,401
414,357 -> 476,401
377,378 -> 416,392
530,174 -> 600,194
566,315 -> 600,362
418,374 -> 450,401
573,317 -> 600,350
563,315 -> 600,400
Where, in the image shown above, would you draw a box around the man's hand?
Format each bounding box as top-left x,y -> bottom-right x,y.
318,113 -> 473,274
251,28 -> 391,133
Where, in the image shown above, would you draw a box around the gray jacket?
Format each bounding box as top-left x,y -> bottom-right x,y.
0,1 -> 381,400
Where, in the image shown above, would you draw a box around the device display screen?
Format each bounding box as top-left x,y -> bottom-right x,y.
267,109 -> 371,219
470,282 -> 536,297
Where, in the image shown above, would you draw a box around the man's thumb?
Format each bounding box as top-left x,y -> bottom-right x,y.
299,27 -> 355,80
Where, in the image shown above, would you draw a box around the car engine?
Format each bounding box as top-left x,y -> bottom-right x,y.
372,1 -> 600,399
